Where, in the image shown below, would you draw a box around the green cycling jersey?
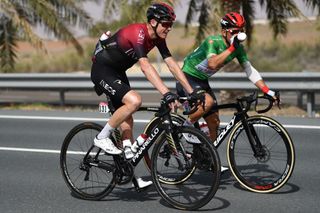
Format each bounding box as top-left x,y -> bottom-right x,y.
182,35 -> 248,80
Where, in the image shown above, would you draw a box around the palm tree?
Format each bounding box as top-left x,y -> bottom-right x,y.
185,0 -> 320,46
102,0 -> 175,24
102,0 -> 319,46
0,0 -> 92,72
90,0 -> 160,34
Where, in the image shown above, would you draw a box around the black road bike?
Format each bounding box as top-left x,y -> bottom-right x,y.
60,93 -> 221,210
143,92 -> 295,193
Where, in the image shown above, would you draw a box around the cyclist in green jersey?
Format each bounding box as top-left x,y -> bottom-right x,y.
177,12 -> 279,142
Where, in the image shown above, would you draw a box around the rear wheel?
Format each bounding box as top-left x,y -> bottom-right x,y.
60,122 -> 116,200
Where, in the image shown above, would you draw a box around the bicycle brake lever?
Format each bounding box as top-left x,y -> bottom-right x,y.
275,91 -> 281,110
201,96 -> 206,110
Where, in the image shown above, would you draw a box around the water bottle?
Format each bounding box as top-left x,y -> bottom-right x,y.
122,139 -> 134,159
99,31 -> 111,47
131,134 -> 148,153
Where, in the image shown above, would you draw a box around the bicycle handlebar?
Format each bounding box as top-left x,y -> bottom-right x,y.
237,91 -> 280,114
155,91 -> 278,117
154,96 -> 205,117
179,97 -> 205,115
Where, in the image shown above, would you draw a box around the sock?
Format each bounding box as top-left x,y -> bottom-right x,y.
183,119 -> 194,126
97,123 -> 114,139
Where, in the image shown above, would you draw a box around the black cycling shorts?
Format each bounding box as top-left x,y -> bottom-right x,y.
91,56 -> 131,109
176,73 -> 218,117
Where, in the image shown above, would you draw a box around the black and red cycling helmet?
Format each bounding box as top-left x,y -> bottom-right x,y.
220,12 -> 245,29
147,2 -> 176,22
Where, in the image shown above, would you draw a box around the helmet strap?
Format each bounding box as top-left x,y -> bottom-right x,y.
150,19 -> 161,38
222,29 -> 230,45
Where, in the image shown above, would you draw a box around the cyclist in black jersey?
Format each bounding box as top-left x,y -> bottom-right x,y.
177,12 -> 280,147
90,2 -> 203,188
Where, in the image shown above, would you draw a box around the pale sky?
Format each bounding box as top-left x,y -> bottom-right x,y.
36,0 -> 318,38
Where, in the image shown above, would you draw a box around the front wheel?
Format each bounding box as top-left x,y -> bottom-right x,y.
151,126 -> 221,210
227,116 -> 295,193
143,114 -> 185,183
60,122 -> 116,200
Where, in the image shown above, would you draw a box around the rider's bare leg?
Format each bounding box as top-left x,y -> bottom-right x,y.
120,116 -> 134,142
204,112 -> 220,141
187,93 -> 214,123
108,90 -> 141,129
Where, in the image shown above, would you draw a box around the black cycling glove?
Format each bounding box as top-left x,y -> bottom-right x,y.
162,92 -> 178,105
228,35 -> 241,52
188,88 -> 206,109
189,88 -> 206,102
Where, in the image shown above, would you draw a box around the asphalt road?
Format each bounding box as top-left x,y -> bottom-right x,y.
0,110 -> 320,213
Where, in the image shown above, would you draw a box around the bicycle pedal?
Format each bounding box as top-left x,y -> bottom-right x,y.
132,183 -> 152,193
134,185 -> 152,193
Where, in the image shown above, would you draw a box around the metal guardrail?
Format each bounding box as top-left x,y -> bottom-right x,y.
0,72 -> 319,117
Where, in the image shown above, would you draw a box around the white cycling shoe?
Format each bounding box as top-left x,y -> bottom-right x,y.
221,166 -> 229,174
94,137 -> 122,155
132,177 -> 153,189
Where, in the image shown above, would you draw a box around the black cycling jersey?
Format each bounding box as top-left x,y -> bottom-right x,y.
93,23 -> 172,71
91,23 -> 172,109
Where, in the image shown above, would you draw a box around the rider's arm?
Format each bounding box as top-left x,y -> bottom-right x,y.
164,56 -> 193,94
241,61 -> 262,84
207,51 -> 232,70
138,57 -> 170,95
241,61 -> 275,97
207,36 -> 240,70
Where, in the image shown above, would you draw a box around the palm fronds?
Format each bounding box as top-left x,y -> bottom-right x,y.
261,0 -> 303,38
0,17 -> 17,72
0,0 -> 91,71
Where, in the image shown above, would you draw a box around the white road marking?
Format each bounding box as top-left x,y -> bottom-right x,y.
0,114 -> 319,129
0,147 -> 88,155
0,114 -> 319,155
0,147 -> 60,154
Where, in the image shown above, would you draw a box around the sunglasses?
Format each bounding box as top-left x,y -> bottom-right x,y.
226,28 -> 244,35
160,21 -> 173,28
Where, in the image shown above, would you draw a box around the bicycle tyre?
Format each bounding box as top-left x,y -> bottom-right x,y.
143,114 -> 187,184
227,115 -> 295,193
60,122 -> 116,200
151,126 -> 221,210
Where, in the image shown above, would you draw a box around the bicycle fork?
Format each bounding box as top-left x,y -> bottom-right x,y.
163,121 -> 192,170
241,118 -> 266,158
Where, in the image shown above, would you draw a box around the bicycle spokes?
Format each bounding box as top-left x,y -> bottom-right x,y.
228,116 -> 295,193
151,126 -> 220,210
60,123 -> 116,200
193,144 -> 213,170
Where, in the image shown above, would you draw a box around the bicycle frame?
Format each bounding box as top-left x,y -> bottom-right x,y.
130,120 -> 163,166
131,105 -> 181,166
210,103 -> 243,148
199,101 -> 264,157
98,97 -> 178,168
